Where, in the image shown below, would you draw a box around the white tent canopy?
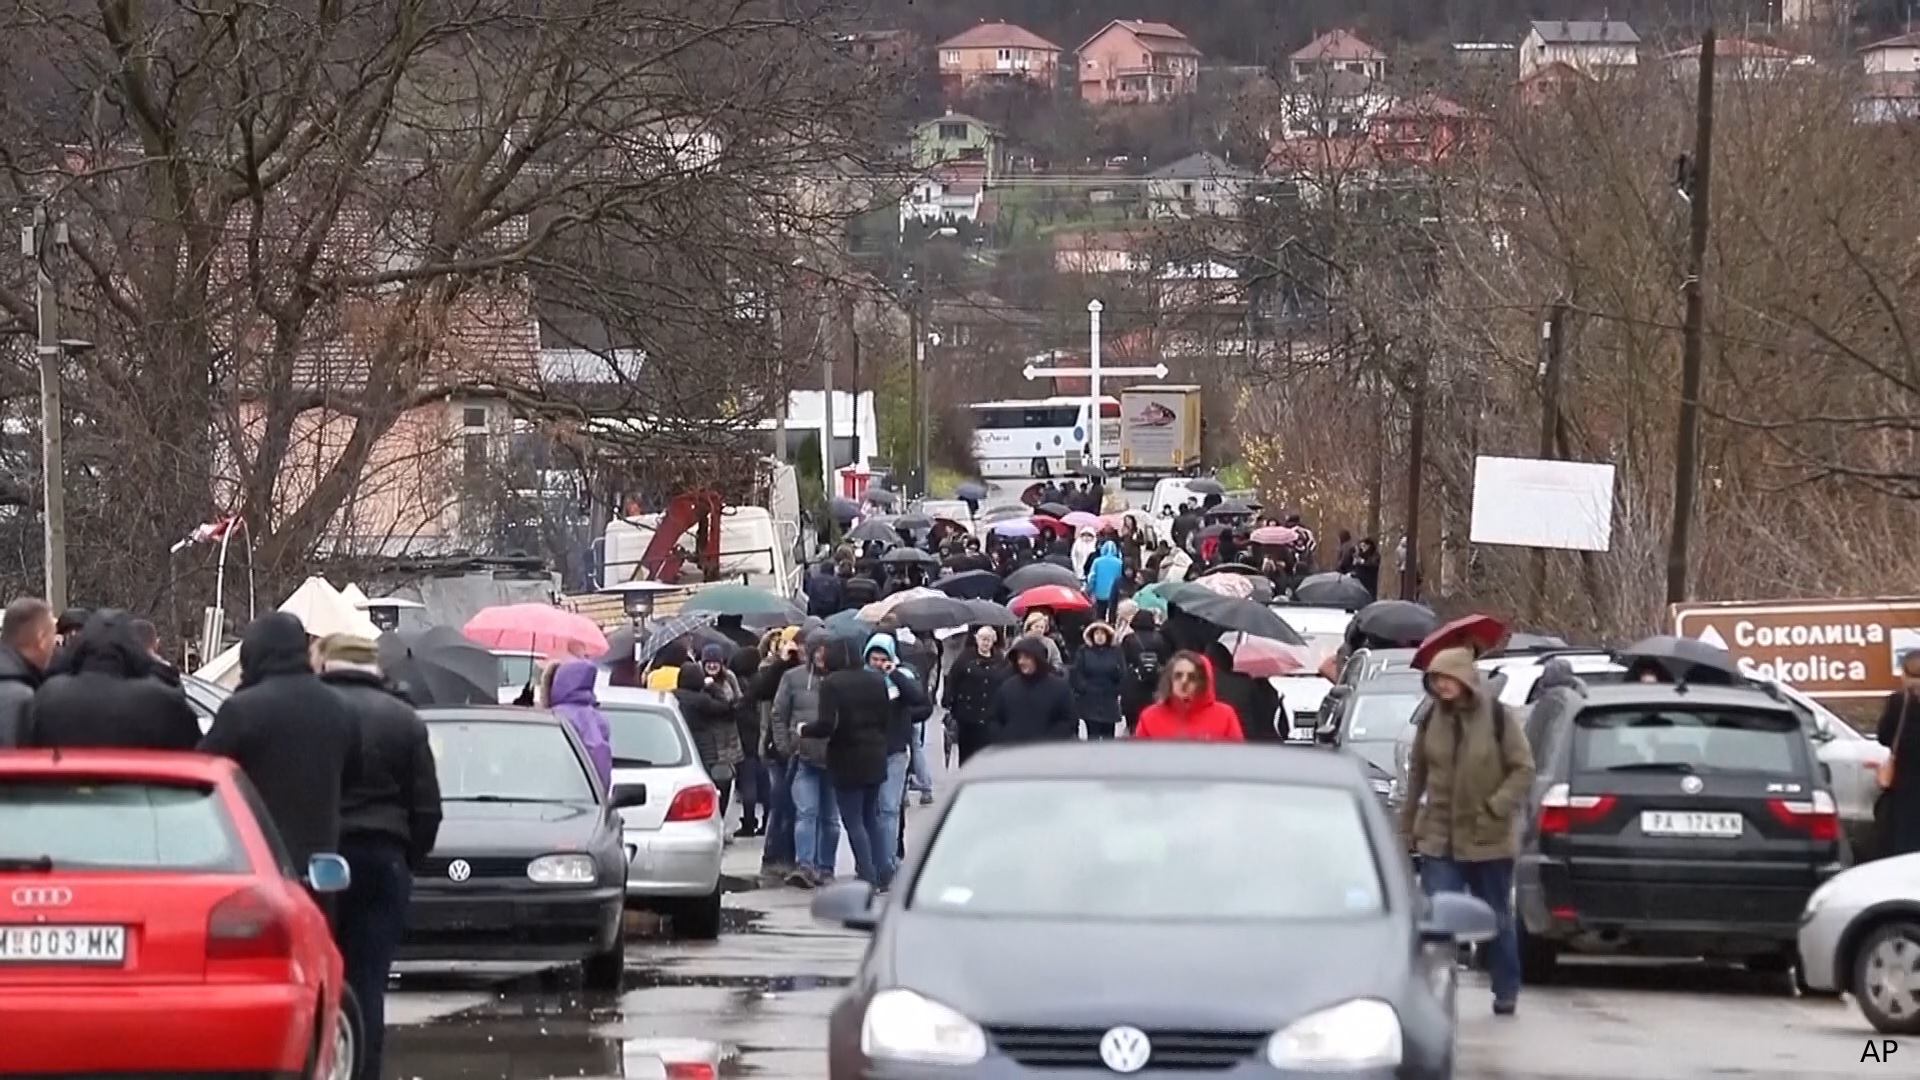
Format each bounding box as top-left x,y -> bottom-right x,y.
338,583 -> 370,608
193,577 -> 381,688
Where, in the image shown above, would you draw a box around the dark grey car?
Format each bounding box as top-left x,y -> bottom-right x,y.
812,742 -> 1496,1080
1320,669 -> 1428,805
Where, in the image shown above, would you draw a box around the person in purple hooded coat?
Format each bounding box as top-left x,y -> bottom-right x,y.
547,660 -> 613,791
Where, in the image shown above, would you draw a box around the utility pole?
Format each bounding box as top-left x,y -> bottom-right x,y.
919,331 -> 938,497
820,292 -> 839,499
1086,299 -> 1104,472
27,203 -> 68,611
1401,350 -> 1428,601
1667,27 -> 1716,605
906,299 -> 922,497
1531,302 -> 1568,617
769,294 -> 787,464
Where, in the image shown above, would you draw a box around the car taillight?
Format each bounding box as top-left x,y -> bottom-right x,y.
206,887 -> 293,961
666,1064 -> 716,1080
665,784 -> 719,823
1538,783 -> 1615,835
1767,791 -> 1839,841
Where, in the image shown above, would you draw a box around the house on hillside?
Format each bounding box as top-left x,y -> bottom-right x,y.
1859,31 -> 1920,120
1519,21 -> 1640,78
1076,20 -> 1202,105
937,22 -> 1061,95
910,112 -> 1005,180
1278,71 -> 1394,140
1518,61 -> 1594,107
1665,37 -> 1806,79
1453,42 -> 1517,70
899,166 -> 986,230
1146,153 -> 1254,217
1053,229 -> 1150,275
1290,30 -> 1387,83
836,30 -> 917,65
1369,94 -> 1481,165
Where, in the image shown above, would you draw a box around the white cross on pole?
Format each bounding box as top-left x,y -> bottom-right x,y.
1019,299 -> 1169,475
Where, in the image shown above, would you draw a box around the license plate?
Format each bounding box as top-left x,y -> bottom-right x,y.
1640,811 -> 1743,838
0,924 -> 127,963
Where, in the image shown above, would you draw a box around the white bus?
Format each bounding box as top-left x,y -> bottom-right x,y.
969,396 -> 1121,480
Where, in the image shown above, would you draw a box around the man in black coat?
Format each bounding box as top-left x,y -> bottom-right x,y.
27,610 -> 200,750
200,612 -> 363,890
0,597 -> 54,748
986,636 -> 1080,744
316,633 -> 442,1080
803,637 -> 892,886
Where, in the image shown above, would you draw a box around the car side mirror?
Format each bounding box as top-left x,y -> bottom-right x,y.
611,783 -> 648,810
1326,685 -> 1352,701
306,853 -> 351,894
1810,725 -> 1836,745
1419,891 -> 1497,945
1818,762 -> 1833,785
811,879 -> 883,932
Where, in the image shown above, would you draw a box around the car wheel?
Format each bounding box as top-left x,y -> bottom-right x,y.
1519,928 -> 1558,985
673,886 -> 724,941
1854,921 -> 1920,1034
582,943 -> 626,991
319,984 -> 362,1080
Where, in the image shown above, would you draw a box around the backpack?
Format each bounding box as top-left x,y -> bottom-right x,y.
1133,644 -> 1164,685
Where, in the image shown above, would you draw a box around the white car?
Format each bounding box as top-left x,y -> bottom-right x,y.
1797,852 -> 1920,1026
1265,605 -> 1357,736
598,686 -> 727,940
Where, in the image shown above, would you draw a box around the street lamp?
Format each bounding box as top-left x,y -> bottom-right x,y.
598,579 -> 685,622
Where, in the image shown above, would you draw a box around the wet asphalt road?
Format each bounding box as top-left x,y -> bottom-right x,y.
381,693 -> 1893,1080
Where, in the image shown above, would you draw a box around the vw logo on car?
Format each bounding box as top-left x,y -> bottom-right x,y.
446,859 -> 473,882
10,887 -> 72,907
1681,775 -> 1704,795
1097,1026 -> 1151,1074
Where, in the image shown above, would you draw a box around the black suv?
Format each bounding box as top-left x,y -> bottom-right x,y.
1515,681 -> 1847,986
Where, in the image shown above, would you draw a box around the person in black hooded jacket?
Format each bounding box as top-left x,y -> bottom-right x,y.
200,612 -> 364,877
802,636 -> 892,886
942,626 -> 1007,764
1121,609 -> 1169,732
26,609 -> 200,751
986,636 -> 1080,744
1071,621 -> 1126,739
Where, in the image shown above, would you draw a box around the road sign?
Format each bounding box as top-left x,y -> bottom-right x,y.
1024,363 -> 1169,380
1670,598 -> 1920,699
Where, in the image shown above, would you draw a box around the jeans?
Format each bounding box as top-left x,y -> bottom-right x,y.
1420,856 -> 1520,1004
736,757 -> 766,822
877,751 -> 910,885
907,722 -> 933,793
762,757 -> 797,868
1095,593 -> 1119,624
336,836 -> 412,1080
792,762 -> 841,876
835,782 -> 885,885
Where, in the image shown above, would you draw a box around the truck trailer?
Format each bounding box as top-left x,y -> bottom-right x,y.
1117,385 -> 1204,488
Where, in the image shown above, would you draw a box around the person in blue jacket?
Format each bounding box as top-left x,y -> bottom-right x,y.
863,633 -> 930,889
1086,539 -> 1125,624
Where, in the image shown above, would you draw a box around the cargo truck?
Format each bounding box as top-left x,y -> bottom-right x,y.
1117,385 -> 1204,488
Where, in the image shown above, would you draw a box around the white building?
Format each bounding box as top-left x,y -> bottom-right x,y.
1519,20 -> 1640,79
898,175 -> 984,232
767,390 -> 881,472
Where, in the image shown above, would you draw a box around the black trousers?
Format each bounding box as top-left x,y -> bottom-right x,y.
336,836 -> 412,1080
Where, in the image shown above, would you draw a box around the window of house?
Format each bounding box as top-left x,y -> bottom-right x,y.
938,122 -> 968,141
463,431 -> 489,476
462,406 -> 487,428
1181,182 -> 1194,198
942,50 -> 959,65
998,48 -> 1010,60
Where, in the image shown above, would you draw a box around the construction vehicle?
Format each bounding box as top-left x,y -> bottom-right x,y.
595,459 -> 806,601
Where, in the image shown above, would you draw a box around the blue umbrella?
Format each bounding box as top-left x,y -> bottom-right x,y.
955,480 -> 988,501
829,498 -> 861,523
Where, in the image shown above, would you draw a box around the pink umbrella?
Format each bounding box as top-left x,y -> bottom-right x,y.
1191,574 -> 1255,600
1251,525 -> 1300,547
463,604 -> 609,659
1061,511 -> 1102,529
1221,632 -> 1311,678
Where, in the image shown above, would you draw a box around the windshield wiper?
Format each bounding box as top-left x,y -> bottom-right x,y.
1603,761 -> 1697,774
446,795 -> 571,804
611,756 -> 657,768
0,855 -> 54,871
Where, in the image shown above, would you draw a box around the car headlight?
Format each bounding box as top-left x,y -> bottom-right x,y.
1266,999 -> 1402,1070
527,853 -> 598,885
1369,777 -> 1392,797
860,989 -> 988,1065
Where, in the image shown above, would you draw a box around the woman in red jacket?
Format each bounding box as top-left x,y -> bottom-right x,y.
1133,652 -> 1245,741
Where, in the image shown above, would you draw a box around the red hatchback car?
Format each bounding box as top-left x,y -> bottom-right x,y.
0,749 -> 355,1078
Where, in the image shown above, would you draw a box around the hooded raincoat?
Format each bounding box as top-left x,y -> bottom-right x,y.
1086,540 -> 1125,602
986,636 -> 1080,743
1398,646 -> 1535,861
1070,622 -> 1126,728
548,660 -> 613,790
1133,655 -> 1245,741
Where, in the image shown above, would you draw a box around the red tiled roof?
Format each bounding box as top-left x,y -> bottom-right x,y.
1265,136 -> 1376,174
1375,92 -> 1473,120
941,21 -> 1060,52
1665,37 -> 1794,59
1079,19 -> 1201,56
1292,29 -> 1385,63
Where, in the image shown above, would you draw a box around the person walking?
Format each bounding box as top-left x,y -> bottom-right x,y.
942,626 -> 1007,764
864,633 -> 930,889
1120,609 -> 1168,734
672,659 -> 744,823
751,629 -> 804,884
1397,645 -> 1535,1016
0,598 -> 54,747
27,610 -> 201,750
773,636 -> 841,887
1134,652 -> 1245,741
1875,651 -> 1920,857
200,612 -> 363,909
547,660 -> 614,791
986,636 -> 1079,744
315,634 -> 442,1080
716,642 -> 766,838
1085,540 -> 1125,625
129,618 -> 181,685
1071,621 -> 1126,739
888,626 -> 938,805
804,637 -> 892,887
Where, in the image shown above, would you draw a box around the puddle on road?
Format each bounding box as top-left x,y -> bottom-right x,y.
385,1013 -> 744,1080
621,971 -> 853,991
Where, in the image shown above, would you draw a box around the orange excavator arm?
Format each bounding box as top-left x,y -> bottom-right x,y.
627,489 -> 724,583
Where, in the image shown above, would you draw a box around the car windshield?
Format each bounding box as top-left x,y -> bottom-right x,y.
603,704 -> 691,768
1572,707 -> 1805,776
495,653 -> 540,689
1344,691 -> 1423,743
428,720 -> 596,802
1280,632 -> 1346,664
909,779 -> 1385,921
0,779 -> 248,871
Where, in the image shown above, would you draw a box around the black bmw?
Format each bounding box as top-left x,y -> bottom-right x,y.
403,707 -> 644,990
814,741 -> 1495,1079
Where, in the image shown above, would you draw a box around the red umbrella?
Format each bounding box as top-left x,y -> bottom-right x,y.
463,604 -> 610,659
1029,515 -> 1070,538
1010,584 -> 1092,616
1412,613 -> 1510,671
1220,632 -> 1311,677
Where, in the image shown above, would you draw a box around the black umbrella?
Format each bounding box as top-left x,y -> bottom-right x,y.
1035,501 -> 1071,517
963,599 -> 1021,626
1246,577 -> 1276,603
888,596 -> 976,633
1617,635 -> 1741,684
742,609 -> 813,631
864,488 -> 897,508
881,547 -> 939,566
378,626 -> 499,706
639,612 -> 721,655
893,513 -> 934,531
1197,523 -> 1233,539
932,569 -> 1004,600
1504,631 -> 1570,652
1187,477 -> 1225,496
596,623 -> 638,663
1208,499 -> 1255,518
1042,554 -> 1075,569
955,481 -> 988,501
1004,562 -> 1080,592
978,504 -> 1031,525
1291,572 -> 1373,609
1162,585 -> 1305,645
828,498 -> 861,523
1351,600 -> 1439,648
1198,562 -> 1262,577
846,518 -> 902,545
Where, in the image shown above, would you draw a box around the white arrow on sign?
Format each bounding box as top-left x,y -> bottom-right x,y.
1024,363 -> 1169,380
